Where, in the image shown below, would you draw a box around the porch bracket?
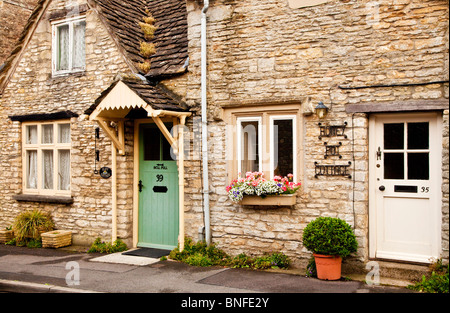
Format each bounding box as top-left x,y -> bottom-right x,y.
95,117 -> 125,155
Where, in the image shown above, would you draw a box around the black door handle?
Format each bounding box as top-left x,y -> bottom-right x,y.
138,180 -> 143,192
379,185 -> 385,191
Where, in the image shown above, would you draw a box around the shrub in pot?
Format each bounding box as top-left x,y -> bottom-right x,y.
302,217 -> 358,280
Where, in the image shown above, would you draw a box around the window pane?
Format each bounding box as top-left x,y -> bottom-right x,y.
43,150 -> 54,189
57,24 -> 69,71
26,150 -> 37,189
58,150 -> 70,190
72,20 -> 86,69
26,125 -> 37,144
384,153 -> 404,179
240,121 -> 259,174
273,119 -> 293,178
42,124 -> 53,144
407,122 -> 429,150
408,153 -> 429,180
143,127 -> 160,161
384,123 -> 404,150
58,124 -> 70,143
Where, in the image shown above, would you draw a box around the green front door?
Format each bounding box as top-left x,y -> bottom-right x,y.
138,123 -> 179,250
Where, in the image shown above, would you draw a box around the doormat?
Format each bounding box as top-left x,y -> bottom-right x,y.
122,248 -> 171,259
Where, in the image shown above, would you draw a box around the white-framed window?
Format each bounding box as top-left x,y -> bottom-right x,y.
52,16 -> 86,75
237,117 -> 262,175
235,114 -> 297,180
270,115 -> 297,182
22,121 -> 71,196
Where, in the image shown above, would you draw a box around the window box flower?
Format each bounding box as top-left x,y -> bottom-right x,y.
226,172 -> 300,206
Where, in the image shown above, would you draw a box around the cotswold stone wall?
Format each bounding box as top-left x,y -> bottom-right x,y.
185,0 -> 449,265
0,0 -> 133,245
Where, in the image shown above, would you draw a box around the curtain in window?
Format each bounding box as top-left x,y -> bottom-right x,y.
57,24 -> 69,71
26,151 -> 37,189
43,150 -> 54,189
72,21 -> 85,69
240,121 -> 259,174
58,150 -> 70,190
26,125 -> 37,144
42,124 -> 53,144
58,124 -> 70,143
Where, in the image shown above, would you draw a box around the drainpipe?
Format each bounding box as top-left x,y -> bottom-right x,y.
201,0 -> 211,245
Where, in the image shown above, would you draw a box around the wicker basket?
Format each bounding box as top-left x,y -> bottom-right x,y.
41,230 -> 72,248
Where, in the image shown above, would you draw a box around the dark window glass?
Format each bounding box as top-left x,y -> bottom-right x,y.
408,153 -> 429,180
273,119 -> 293,177
384,153 -> 404,179
407,122 -> 429,150
143,123 -> 173,161
384,123 -> 404,150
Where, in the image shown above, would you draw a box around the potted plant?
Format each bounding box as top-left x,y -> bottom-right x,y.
302,217 -> 358,280
226,172 -> 301,206
13,209 -> 54,243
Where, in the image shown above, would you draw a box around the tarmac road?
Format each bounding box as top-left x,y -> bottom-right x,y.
0,244 -> 414,294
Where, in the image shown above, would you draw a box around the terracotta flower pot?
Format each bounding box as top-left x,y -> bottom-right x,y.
313,253 -> 342,280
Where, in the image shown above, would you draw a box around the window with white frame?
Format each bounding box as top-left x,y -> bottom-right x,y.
237,117 -> 262,175
270,115 -> 296,181
235,114 -> 298,181
52,16 -> 86,75
23,121 -> 71,195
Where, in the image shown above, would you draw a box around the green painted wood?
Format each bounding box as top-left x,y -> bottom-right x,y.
138,123 -> 179,250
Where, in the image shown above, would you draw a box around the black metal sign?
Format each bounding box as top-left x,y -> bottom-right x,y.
318,122 -> 347,139
324,142 -> 342,159
314,162 -> 352,178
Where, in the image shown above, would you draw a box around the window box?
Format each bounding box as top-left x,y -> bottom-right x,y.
0,229 -> 14,243
41,230 -> 72,248
240,193 -> 297,206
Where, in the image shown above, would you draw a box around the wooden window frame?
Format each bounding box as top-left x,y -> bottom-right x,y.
22,120 -> 71,196
223,103 -> 303,183
51,15 -> 86,76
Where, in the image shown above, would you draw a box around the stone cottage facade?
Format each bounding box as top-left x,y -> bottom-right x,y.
0,0 -> 448,271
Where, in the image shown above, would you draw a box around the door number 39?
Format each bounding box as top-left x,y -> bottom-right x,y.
421,186 -> 429,193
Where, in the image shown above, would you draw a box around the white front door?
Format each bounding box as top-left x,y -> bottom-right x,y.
369,113 -> 442,263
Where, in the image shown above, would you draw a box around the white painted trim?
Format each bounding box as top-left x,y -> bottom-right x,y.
51,15 -> 86,77
269,115 -> 297,182
21,121 -> 71,197
236,116 -> 262,176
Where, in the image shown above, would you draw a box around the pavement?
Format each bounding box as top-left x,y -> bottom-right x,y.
0,244 -> 418,296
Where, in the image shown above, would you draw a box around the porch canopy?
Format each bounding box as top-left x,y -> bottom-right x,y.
85,74 -> 191,249
85,74 -> 191,155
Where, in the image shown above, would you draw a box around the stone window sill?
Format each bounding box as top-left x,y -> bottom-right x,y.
13,194 -> 73,204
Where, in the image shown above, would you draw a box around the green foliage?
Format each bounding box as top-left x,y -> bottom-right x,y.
13,209 -> 54,242
87,237 -> 128,254
185,253 -> 213,267
302,217 -> 358,258
305,256 -> 317,278
407,260 -> 449,293
169,237 -> 291,270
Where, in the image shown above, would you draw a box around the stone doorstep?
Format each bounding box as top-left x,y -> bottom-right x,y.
342,260 -> 430,287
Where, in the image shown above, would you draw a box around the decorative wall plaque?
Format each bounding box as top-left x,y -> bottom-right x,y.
314,162 -> 352,178
318,122 -> 347,139
324,142 -> 342,159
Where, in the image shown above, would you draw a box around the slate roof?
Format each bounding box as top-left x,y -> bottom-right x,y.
91,0 -> 189,78
1,0 -> 189,93
84,74 -> 188,116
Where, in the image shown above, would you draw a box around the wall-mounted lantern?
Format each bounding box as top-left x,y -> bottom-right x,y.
315,101 -> 329,119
